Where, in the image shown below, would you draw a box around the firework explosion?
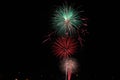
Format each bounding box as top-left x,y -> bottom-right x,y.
60,58 -> 78,80
52,5 -> 82,35
52,36 -> 77,58
42,2 -> 88,80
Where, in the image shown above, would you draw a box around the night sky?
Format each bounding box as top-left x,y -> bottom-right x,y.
1,0 -> 119,80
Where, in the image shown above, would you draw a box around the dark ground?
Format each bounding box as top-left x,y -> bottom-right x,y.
1,0 -> 119,80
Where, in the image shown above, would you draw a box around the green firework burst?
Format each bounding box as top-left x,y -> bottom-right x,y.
52,4 -> 82,35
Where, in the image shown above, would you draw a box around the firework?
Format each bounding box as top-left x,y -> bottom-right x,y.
52,36 -> 77,58
41,2 -> 88,80
52,4 -> 82,35
60,58 -> 78,80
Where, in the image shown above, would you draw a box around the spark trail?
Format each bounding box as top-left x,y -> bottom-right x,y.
61,58 -> 78,80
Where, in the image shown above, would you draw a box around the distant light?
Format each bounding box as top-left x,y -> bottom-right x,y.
76,74 -> 78,77
15,78 -> 18,80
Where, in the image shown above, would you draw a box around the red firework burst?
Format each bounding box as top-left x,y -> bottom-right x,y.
52,37 -> 77,58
